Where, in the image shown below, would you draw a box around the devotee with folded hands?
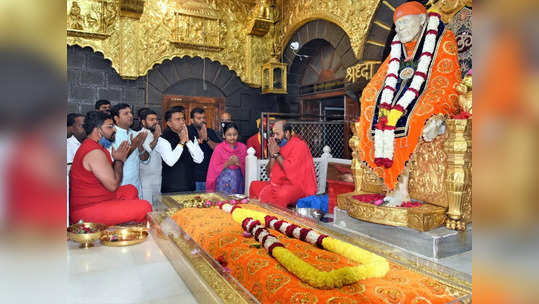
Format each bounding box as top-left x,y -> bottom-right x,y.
69,111 -> 152,226
205,122 -> 247,194
249,120 -> 317,208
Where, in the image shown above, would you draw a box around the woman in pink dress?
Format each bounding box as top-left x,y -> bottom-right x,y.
206,122 -> 247,194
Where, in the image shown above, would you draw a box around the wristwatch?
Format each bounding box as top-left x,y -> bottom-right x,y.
271,152 -> 280,159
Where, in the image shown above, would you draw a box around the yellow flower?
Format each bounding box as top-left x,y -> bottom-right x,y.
231,207 -> 266,224
226,204 -> 390,288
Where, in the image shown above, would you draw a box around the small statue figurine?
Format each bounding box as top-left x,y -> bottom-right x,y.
68,1 -> 84,30
456,70 -> 472,114
258,0 -> 273,20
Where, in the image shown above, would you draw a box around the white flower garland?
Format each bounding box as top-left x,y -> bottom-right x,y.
374,13 -> 441,167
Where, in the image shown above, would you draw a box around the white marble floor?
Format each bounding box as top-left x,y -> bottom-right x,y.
67,234 -> 197,304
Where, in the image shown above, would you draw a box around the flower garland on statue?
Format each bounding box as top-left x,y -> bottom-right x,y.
217,202 -> 389,289
374,12 -> 442,168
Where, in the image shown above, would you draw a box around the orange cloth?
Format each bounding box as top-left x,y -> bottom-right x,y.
172,205 -> 459,304
359,30 -> 461,190
249,181 -> 305,209
393,1 -> 427,22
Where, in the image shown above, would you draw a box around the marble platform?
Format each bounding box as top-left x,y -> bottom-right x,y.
333,207 -> 472,260
67,234 -> 197,304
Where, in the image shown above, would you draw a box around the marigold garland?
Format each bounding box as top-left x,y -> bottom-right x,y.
219,203 -> 389,289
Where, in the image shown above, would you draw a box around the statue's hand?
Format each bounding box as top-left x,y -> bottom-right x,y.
422,116 -> 446,142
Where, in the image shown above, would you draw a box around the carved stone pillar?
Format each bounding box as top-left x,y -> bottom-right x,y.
443,118 -> 470,230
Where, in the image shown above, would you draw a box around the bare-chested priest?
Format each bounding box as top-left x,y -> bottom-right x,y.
249,120 -> 317,208
69,111 -> 152,225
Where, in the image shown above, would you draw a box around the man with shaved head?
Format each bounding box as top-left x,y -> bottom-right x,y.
249,120 -> 317,209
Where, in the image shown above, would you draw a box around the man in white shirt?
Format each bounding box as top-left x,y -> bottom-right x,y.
67,113 -> 86,164
111,103 -> 148,199
138,108 -> 163,204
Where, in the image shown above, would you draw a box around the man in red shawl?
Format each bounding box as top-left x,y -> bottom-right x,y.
69,111 -> 152,225
249,120 -> 317,208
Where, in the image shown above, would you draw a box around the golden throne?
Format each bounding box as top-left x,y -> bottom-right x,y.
338,111 -> 471,232
338,2 -> 472,232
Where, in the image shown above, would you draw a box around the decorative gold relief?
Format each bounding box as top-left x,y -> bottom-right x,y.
120,0 -> 146,18
349,122 -> 362,193
67,0 -> 118,39
68,0 -> 274,84
278,0 -> 380,60
456,75 -> 472,114
426,0 -> 470,24
169,11 -> 223,51
248,0 -> 274,36
248,18 -> 273,36
408,118 -> 449,208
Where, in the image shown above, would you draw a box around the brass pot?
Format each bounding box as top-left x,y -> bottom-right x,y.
67,222 -> 107,248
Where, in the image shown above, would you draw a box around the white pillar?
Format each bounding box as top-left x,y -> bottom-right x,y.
244,147 -> 259,196
317,146 -> 332,194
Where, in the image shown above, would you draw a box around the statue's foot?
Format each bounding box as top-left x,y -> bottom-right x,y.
374,158 -> 394,168
383,196 -> 403,207
382,158 -> 393,168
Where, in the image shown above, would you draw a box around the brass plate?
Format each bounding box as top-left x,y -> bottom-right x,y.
100,227 -> 149,247
337,192 -> 447,232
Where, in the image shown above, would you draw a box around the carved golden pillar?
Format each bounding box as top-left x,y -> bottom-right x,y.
349,121 -> 363,192
119,16 -> 139,79
443,118 -> 470,231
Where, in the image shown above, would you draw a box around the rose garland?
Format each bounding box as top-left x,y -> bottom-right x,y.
374,13 -> 442,168
218,203 -> 389,289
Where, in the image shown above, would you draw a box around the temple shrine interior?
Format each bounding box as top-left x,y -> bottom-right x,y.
64,0 -> 473,303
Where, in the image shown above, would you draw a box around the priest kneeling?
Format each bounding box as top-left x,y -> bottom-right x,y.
69,111 -> 152,226
249,120 -> 317,209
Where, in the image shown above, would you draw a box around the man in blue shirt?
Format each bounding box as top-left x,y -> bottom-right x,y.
111,103 -> 148,199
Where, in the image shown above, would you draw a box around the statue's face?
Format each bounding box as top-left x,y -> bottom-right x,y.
395,14 -> 426,43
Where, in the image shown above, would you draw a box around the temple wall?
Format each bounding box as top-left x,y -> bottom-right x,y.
67,45 -> 277,140
67,45 -> 146,114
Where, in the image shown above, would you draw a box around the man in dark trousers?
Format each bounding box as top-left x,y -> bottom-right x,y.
188,107 -> 222,192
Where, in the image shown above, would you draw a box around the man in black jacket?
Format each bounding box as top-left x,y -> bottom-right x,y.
160,106 -> 204,193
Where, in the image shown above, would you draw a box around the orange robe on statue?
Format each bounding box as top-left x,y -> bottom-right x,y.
359,29 -> 461,190
69,139 -> 152,226
249,136 -> 317,208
